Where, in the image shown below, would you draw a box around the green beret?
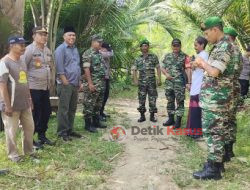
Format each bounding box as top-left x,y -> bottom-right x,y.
201,16 -> 223,31
140,39 -> 150,46
224,27 -> 238,37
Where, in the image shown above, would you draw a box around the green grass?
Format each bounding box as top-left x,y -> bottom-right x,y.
168,99 -> 250,190
0,113 -> 123,190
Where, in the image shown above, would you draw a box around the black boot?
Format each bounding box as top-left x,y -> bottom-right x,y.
163,114 -> 175,126
150,113 -> 157,122
193,161 -> 222,180
223,142 -> 235,162
38,134 -> 55,146
174,116 -> 182,129
85,118 -> 97,133
203,161 -> 225,173
138,112 -> 146,122
93,115 -> 107,128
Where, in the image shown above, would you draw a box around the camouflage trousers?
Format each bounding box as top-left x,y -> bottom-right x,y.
137,81 -> 158,113
82,81 -> 105,119
165,78 -> 185,117
202,109 -> 229,162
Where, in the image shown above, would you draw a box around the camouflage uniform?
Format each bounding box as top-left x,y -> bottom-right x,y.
225,42 -> 242,144
162,51 -> 187,117
132,53 -> 159,113
82,48 -> 106,119
200,37 -> 235,163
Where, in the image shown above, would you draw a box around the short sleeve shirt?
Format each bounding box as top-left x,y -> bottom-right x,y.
0,56 -> 30,111
162,51 -> 187,79
132,53 -> 160,81
200,37 -> 235,112
22,42 -> 52,90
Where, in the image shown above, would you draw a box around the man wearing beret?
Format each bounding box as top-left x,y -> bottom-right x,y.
55,26 -> 82,141
223,27 -> 242,162
23,26 -> 54,148
82,34 -> 107,133
193,16 -> 236,180
0,36 -> 34,162
161,39 -> 191,128
132,39 -> 161,122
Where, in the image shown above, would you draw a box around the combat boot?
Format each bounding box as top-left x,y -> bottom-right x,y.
193,160 -> 222,180
150,113 -> 157,122
223,142 -> 235,162
203,161 -> 225,173
174,116 -> 182,129
163,114 -> 175,126
93,115 -> 107,128
138,112 -> 146,122
85,118 -> 97,133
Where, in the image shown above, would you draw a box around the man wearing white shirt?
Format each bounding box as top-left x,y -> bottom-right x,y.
186,36 -> 208,139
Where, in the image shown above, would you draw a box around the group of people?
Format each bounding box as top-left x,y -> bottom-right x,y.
133,16 -> 249,180
0,26 -> 113,162
0,15 -> 249,181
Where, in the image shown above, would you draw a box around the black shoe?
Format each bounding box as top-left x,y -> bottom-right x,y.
163,114 -> 175,126
69,131 -> 82,138
38,136 -> 55,146
93,116 -> 107,128
223,143 -> 235,162
101,112 -> 110,118
85,118 -> 98,133
138,112 -> 146,122
193,161 -> 222,180
203,161 -> 225,173
33,140 -> 44,150
174,116 -> 182,129
150,113 -> 157,122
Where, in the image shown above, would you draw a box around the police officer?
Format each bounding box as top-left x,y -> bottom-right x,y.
23,26 -> 53,147
193,16 -> 236,180
161,39 -> 191,128
132,40 -> 161,122
82,35 -> 107,133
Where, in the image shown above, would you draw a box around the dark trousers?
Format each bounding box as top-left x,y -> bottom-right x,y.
100,79 -> 110,115
239,79 -> 249,96
57,84 -> 78,136
30,89 -> 51,138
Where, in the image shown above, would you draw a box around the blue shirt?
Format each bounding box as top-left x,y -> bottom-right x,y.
55,42 -> 81,86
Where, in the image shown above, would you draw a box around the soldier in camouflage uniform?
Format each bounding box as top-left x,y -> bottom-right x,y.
82,35 -> 107,133
223,27 -> 242,161
161,39 -> 191,128
132,40 -> 161,122
193,17 -> 236,180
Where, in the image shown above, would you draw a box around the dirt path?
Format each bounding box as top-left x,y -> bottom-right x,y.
99,89 -> 185,190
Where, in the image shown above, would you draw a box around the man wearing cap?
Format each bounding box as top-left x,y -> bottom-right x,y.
192,16 -> 236,180
0,36 -> 34,162
82,34 -> 107,132
55,26 -> 82,141
223,27 -> 242,162
23,26 -> 54,147
161,38 -> 191,128
132,39 -> 161,122
99,42 -> 114,121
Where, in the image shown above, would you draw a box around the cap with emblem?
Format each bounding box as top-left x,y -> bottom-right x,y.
172,38 -> 181,46
64,26 -> 76,34
91,34 -> 103,42
32,26 -> 48,34
102,42 -> 112,51
201,16 -> 223,31
224,27 -> 238,37
140,39 -> 150,47
8,36 -> 27,44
